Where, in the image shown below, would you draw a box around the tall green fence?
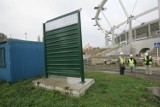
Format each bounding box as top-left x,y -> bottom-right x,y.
43,9 -> 84,82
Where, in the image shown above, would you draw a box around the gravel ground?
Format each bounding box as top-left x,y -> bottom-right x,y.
84,65 -> 160,81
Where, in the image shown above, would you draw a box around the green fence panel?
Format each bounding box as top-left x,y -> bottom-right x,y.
43,9 -> 84,82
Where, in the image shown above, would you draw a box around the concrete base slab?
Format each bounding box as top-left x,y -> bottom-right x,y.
146,87 -> 160,97
32,75 -> 95,97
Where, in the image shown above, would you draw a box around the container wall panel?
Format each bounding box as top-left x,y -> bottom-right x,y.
9,40 -> 45,82
0,44 -> 11,81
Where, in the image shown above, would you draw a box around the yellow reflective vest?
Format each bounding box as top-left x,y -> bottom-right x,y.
128,59 -> 135,67
119,56 -> 125,64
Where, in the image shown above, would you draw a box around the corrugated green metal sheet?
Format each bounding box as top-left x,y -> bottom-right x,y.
44,10 -> 84,82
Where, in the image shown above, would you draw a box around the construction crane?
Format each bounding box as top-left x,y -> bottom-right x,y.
83,43 -> 91,51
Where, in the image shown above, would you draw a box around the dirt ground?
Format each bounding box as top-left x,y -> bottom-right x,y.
84,64 -> 160,82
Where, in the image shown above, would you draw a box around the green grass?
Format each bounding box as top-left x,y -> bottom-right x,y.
0,72 -> 160,107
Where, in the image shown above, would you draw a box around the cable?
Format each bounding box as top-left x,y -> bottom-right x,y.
130,0 -> 138,15
101,10 -> 112,28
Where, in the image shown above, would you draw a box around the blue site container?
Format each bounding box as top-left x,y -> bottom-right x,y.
0,39 -> 45,83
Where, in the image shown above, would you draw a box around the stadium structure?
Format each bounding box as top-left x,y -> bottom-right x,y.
93,0 -> 160,56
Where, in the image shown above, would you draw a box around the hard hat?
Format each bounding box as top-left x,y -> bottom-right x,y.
145,53 -> 148,56
130,54 -> 133,57
120,52 -> 123,55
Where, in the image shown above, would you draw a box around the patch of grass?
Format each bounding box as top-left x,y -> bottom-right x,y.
0,72 -> 160,107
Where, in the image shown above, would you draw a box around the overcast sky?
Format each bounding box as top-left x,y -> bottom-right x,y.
0,0 -> 158,47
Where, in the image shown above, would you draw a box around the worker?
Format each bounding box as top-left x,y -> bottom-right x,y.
128,54 -> 137,76
118,52 -> 125,75
143,52 -> 153,75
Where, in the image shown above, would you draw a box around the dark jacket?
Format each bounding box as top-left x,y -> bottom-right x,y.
143,55 -> 152,65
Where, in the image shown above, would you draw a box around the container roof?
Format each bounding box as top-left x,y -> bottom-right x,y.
0,38 -> 42,44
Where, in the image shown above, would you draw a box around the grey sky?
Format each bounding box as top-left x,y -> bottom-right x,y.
0,0 -> 158,47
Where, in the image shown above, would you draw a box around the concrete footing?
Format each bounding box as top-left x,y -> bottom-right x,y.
32,75 -> 95,97
146,87 -> 160,97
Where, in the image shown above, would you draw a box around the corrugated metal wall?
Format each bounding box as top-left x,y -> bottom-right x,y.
44,10 -> 84,82
8,40 -> 44,82
45,24 -> 81,76
0,43 -> 11,81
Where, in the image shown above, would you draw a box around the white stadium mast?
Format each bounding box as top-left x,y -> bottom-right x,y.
93,0 -> 160,54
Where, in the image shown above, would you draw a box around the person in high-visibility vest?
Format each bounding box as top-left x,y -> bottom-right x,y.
143,52 -> 153,75
128,54 -> 137,76
118,52 -> 125,75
